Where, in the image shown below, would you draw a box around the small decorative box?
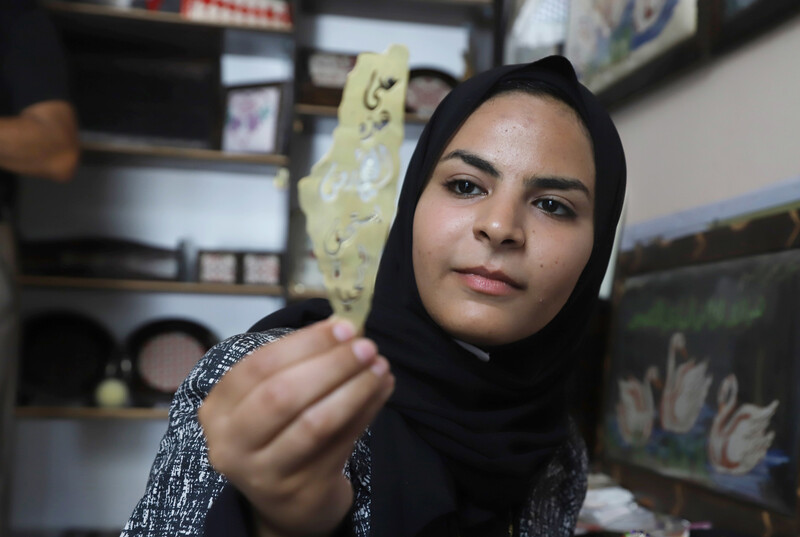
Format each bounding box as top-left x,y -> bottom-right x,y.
197,251 -> 238,284
242,252 -> 281,285
180,0 -> 292,29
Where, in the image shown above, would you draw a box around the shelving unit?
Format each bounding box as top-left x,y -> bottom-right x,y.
15,406 -> 169,420
18,275 -> 284,296
9,1 -> 504,533
80,140 -> 290,167
44,0 -> 294,33
10,6 -> 296,529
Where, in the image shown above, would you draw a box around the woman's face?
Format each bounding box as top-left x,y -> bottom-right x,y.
412,92 -> 596,347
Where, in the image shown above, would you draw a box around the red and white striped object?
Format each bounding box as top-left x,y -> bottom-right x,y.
181,0 -> 292,29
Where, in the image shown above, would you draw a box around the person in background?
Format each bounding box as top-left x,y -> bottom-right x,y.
0,0 -> 80,532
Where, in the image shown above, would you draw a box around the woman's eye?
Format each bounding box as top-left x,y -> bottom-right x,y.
448,179 -> 483,196
535,198 -> 575,217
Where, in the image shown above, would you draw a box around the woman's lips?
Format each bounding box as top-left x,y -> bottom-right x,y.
455,267 -> 523,296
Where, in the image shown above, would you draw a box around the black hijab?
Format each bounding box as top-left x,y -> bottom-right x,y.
251,56 -> 626,536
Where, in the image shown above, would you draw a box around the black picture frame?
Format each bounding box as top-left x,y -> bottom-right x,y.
221,81 -> 288,155
709,0 -> 800,53
563,0 -> 714,110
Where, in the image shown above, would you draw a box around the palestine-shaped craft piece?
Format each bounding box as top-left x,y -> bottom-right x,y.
298,44 -> 409,330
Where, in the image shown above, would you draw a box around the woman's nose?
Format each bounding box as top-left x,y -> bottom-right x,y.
473,195 -> 525,247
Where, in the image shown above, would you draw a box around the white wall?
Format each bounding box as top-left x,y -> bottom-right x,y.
611,15 -> 800,228
12,420 -> 168,532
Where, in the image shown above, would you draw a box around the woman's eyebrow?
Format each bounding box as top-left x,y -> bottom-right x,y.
440,149 -> 592,199
440,149 -> 500,177
526,176 -> 592,199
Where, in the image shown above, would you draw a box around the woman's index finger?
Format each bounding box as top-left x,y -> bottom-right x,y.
207,318 -> 359,408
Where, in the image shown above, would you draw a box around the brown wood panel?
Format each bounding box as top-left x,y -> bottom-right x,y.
15,406 -> 169,420
19,275 -> 284,296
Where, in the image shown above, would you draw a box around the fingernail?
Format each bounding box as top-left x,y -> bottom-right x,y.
332,320 -> 356,342
352,339 -> 377,364
370,357 -> 389,376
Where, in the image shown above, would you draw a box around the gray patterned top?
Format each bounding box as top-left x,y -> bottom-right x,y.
122,329 -> 588,537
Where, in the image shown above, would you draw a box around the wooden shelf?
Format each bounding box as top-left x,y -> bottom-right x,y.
44,0 -> 293,34
416,0 -> 491,4
294,103 -> 431,125
301,0 -> 492,26
286,283 -> 327,301
16,406 -> 169,420
19,275 -> 285,296
81,141 -> 289,168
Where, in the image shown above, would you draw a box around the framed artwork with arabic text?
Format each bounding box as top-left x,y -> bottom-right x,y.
603,207 -> 800,535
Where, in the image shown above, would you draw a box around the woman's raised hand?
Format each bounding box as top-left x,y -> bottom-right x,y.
198,319 -> 394,537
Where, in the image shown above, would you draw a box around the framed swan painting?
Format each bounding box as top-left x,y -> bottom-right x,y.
604,247 -> 800,515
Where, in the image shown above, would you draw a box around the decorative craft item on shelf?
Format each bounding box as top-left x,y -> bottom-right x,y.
241,252 -> 281,285
129,0 -> 181,12
19,312 -> 118,406
126,319 -> 218,405
405,68 -> 458,118
296,48 -> 358,107
19,236 -> 182,281
298,44 -> 409,329
222,82 -> 286,155
94,355 -> 134,409
197,250 -> 237,283
197,250 -> 281,285
180,0 -> 292,29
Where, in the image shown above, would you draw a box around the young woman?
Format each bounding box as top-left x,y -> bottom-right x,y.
122,55 -> 626,537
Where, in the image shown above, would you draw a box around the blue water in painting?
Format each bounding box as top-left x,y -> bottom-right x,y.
630,0 -> 680,49
608,404 -> 793,511
709,451 -> 791,499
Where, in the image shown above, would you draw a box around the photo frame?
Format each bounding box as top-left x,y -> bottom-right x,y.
602,207 -> 800,535
221,82 -> 285,155
564,0 -> 709,108
709,0 -> 800,53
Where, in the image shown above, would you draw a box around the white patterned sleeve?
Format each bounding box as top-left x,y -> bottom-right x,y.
121,329 -> 293,537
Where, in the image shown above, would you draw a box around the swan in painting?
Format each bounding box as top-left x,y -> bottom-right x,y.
617,366 -> 659,446
660,332 -> 712,433
633,0 -> 668,33
708,374 -> 778,475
